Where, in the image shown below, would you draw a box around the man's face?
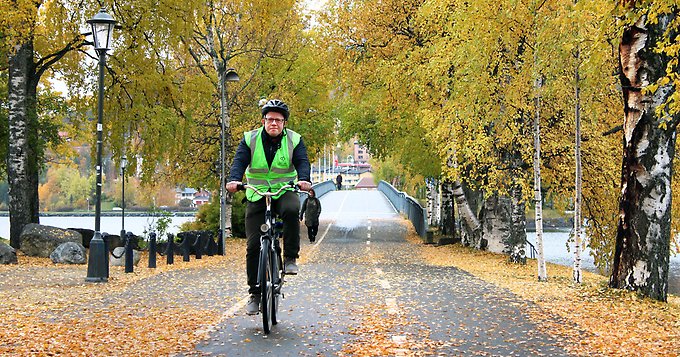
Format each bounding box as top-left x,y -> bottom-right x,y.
263,111 -> 286,137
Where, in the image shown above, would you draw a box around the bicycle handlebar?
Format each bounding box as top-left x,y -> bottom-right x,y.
236,182 -> 299,197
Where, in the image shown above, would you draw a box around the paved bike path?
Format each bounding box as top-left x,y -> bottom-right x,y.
191,190 -> 572,356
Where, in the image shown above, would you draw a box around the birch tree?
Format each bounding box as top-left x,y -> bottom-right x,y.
1,1 -> 93,248
610,3 -> 679,302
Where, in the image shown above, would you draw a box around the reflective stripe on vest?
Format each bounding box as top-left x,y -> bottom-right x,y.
244,127 -> 301,201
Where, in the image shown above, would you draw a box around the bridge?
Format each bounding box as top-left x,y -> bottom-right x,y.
190,187 -> 569,356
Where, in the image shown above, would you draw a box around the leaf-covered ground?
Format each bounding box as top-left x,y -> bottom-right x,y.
1,232 -> 678,356
406,233 -> 680,357
0,239 -> 249,356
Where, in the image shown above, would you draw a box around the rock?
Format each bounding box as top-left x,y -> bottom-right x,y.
68,228 -> 94,248
20,224 -> 82,258
50,242 -> 87,264
110,247 -> 141,266
0,243 -> 18,264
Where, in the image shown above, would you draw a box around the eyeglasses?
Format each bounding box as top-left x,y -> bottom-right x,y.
264,117 -> 285,124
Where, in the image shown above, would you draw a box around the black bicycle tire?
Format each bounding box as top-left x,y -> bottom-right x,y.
271,246 -> 280,325
260,241 -> 273,334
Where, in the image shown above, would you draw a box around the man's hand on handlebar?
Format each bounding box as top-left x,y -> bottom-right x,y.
226,181 -> 241,193
297,180 -> 312,192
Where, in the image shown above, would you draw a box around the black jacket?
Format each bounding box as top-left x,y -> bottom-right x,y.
229,128 -> 311,182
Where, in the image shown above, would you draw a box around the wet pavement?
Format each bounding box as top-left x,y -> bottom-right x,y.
189,190 -> 573,356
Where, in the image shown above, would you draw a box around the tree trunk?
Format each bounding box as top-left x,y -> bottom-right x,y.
509,185 -> 527,264
426,178 -> 438,226
440,180 -> 454,236
480,193 -> 509,253
7,41 -> 39,249
452,180 -> 481,246
573,55 -> 583,284
533,74 -> 548,282
611,14 -> 676,302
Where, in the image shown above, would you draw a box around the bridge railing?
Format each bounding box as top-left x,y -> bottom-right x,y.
299,180 -> 335,206
378,181 -> 427,238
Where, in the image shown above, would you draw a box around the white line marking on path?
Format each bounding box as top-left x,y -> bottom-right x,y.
313,190 -> 350,246
223,295 -> 250,319
386,297 -> 399,314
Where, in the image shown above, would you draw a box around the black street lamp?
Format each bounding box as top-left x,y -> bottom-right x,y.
219,68 -> 239,255
86,7 -> 117,282
120,155 -> 127,240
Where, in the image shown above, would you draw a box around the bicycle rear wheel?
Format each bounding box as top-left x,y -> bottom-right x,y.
259,242 -> 273,334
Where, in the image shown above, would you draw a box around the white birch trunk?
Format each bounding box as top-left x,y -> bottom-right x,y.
533,76 -> 548,282
611,14 -> 675,301
452,180 -> 481,246
7,42 -> 37,249
573,57 -> 583,284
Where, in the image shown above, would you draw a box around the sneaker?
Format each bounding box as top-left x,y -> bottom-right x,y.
284,258 -> 298,275
246,294 -> 260,315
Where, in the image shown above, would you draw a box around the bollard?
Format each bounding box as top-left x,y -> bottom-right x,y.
102,232 -> 110,278
216,230 -> 224,256
148,232 -> 157,268
195,234 -> 203,260
166,233 -> 174,265
206,232 -> 217,256
124,230 -> 133,273
181,236 -> 190,262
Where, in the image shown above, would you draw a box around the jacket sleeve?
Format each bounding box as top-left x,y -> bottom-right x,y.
228,137 -> 251,182
293,137 -> 311,182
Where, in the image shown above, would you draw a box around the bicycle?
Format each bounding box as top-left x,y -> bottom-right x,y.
237,182 -> 298,334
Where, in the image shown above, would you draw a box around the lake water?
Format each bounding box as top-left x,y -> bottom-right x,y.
528,231 -> 680,295
0,215 -> 195,239
1,216 -> 678,295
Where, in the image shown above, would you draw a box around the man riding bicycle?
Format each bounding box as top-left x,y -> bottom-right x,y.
226,99 -> 311,315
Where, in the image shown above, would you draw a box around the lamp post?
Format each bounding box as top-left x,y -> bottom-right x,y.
120,155 -> 127,240
86,7 -> 116,282
219,68 -> 239,255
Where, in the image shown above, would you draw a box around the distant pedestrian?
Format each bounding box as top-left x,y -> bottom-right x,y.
336,174 -> 343,190
300,189 -> 321,243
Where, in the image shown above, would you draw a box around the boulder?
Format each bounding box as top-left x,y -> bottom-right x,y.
0,242 -> 18,264
68,228 -> 94,248
50,242 -> 87,264
110,247 -> 141,266
20,224 -> 82,258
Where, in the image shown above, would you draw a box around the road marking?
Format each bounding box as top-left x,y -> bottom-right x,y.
386,297 -> 399,314
367,233 -> 371,239
223,295 -> 250,318
313,190 -> 350,246
392,335 -> 407,344
366,241 -> 371,245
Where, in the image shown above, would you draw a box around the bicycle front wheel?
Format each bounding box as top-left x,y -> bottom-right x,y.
271,247 -> 281,325
259,241 -> 273,334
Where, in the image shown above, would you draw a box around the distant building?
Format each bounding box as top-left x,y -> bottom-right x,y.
353,141 -> 371,164
175,188 -> 211,207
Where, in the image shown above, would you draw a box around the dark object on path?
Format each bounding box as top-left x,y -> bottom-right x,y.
336,174 -> 343,190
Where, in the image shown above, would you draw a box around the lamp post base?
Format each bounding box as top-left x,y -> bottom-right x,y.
86,231 -> 109,282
